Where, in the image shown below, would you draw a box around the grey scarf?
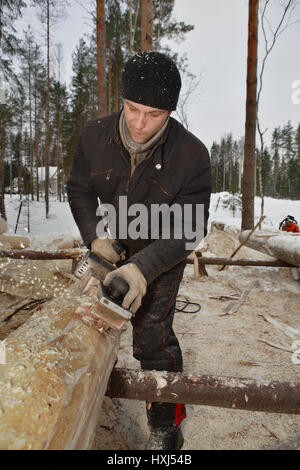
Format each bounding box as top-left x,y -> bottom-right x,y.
119,110 -> 169,178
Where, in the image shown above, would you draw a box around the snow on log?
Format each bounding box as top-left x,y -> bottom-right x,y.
0,284 -> 120,450
240,231 -> 300,267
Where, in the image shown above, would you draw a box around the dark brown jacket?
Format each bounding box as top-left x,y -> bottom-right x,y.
67,111 -> 211,284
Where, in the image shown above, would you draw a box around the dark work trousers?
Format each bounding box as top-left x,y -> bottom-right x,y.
131,260 -> 187,429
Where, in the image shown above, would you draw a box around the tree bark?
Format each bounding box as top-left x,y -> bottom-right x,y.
107,368 -> 300,415
241,0 -> 259,230
141,0 -> 153,51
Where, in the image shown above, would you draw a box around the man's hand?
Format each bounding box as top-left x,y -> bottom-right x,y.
103,263 -> 147,314
91,237 -> 125,264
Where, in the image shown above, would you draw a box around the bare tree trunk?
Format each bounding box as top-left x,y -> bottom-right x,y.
114,47 -> 120,113
18,117 -> 23,200
0,116 -> 6,220
241,0 -> 259,231
141,0 -> 153,51
107,39 -> 112,115
45,0 -> 50,217
56,108 -> 61,201
29,53 -> 34,202
34,91 -> 40,202
97,0 -> 106,116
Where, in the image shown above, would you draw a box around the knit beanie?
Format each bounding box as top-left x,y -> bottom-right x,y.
122,52 -> 181,111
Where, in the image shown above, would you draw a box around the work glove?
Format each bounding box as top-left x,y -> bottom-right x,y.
103,263 -> 147,314
91,237 -> 126,264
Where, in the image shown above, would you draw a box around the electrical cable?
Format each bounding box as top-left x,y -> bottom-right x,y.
175,300 -> 201,314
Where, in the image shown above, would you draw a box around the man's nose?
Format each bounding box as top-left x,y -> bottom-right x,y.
135,113 -> 146,129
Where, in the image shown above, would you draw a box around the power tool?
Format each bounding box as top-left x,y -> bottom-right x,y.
73,243 -> 133,332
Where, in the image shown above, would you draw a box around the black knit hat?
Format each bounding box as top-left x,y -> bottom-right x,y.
122,52 -> 181,111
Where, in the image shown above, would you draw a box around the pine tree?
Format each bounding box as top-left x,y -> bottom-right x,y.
64,37 -> 97,177
242,0 -> 259,230
0,0 -> 26,78
31,0 -> 69,217
50,78 -> 68,201
97,0 -> 106,116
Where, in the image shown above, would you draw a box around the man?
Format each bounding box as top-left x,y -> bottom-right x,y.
67,52 -> 211,450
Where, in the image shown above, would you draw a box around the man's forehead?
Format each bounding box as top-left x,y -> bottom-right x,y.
124,99 -> 166,113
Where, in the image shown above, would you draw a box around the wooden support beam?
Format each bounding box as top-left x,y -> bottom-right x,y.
0,249 -> 291,268
107,368 -> 300,415
0,249 -> 84,261
187,256 -> 292,268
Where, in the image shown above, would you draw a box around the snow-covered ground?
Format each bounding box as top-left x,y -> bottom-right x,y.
2,192 -> 299,247
1,192 -> 300,450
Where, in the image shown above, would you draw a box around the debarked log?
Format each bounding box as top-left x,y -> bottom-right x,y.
240,230 -> 300,267
187,256 -> 292,268
106,368 -> 300,415
0,284 -> 121,450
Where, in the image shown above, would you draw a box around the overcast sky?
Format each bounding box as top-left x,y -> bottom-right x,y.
18,0 -> 300,151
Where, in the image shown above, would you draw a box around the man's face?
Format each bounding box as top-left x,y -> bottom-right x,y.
123,99 -> 171,144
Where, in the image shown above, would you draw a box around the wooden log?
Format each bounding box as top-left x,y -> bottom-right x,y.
240,230 -> 300,267
0,248 -> 292,267
186,256 -> 292,267
0,248 -> 84,260
264,432 -> 300,450
0,284 -> 121,450
106,368 -> 300,415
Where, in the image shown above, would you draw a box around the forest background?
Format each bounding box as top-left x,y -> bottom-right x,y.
0,0 -> 299,226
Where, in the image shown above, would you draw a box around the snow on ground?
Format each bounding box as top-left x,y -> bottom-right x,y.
3,195 -> 81,249
2,192 -> 299,246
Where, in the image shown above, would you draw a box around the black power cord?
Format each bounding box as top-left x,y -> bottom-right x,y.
175,300 -> 201,314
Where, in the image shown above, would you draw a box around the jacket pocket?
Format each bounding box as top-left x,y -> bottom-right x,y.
91,168 -> 114,180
